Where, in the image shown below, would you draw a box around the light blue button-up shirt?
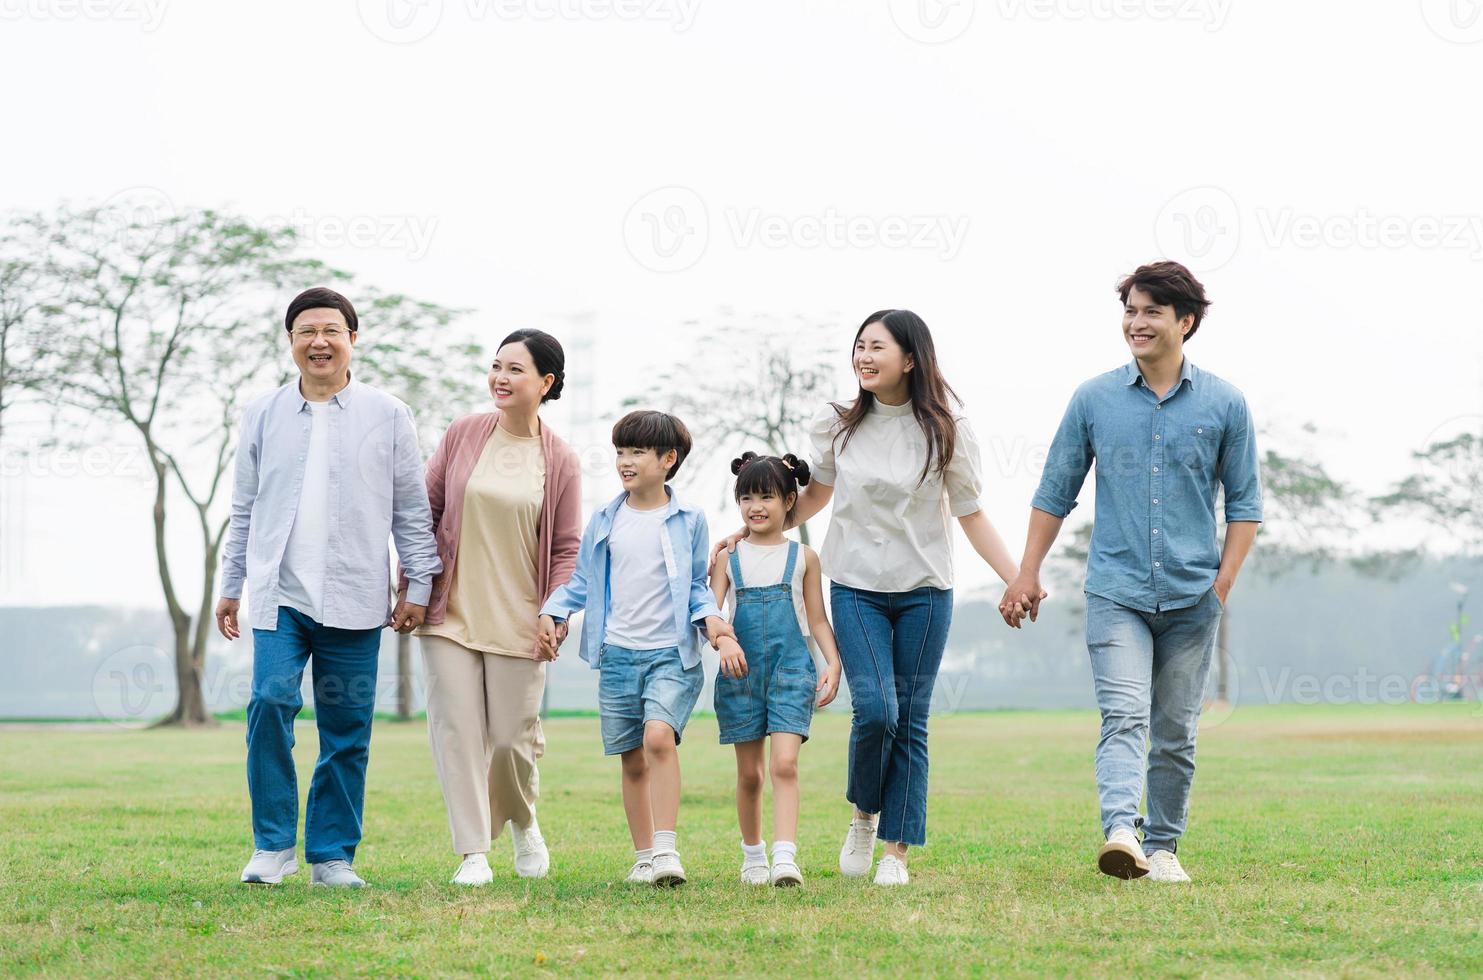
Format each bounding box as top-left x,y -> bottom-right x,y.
539,487 -> 723,670
1031,358 -> 1263,614
221,378 -> 442,631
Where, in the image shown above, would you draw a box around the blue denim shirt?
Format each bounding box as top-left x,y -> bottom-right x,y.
539,486 -> 723,670
1031,358 -> 1263,614
220,378 -> 442,630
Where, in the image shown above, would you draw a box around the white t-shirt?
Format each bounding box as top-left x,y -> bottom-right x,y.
808,398 -> 984,592
604,501 -> 678,650
279,400 -> 332,621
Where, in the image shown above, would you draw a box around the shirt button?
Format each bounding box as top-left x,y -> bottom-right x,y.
1197,427 -> 1204,433
1154,434 -> 1161,440
1153,529 -> 1159,534
1153,466 -> 1159,473
1154,561 -> 1161,567
1156,405 -> 1162,410
1153,498 -> 1159,504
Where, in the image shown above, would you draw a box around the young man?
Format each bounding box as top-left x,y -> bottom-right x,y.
537,410 -> 741,887
1001,262 -> 1262,883
216,287 -> 441,888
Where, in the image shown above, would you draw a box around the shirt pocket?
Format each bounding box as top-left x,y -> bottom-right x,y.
1177,423 -> 1223,471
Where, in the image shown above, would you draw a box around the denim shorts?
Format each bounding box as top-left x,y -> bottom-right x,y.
597,643 -> 704,755
714,650 -> 817,745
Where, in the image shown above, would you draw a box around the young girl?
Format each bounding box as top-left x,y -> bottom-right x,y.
709,452 -> 843,887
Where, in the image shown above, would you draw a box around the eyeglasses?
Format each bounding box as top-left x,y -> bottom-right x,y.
292,326 -> 348,341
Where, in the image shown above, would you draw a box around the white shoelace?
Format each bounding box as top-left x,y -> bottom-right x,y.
848,820 -> 877,853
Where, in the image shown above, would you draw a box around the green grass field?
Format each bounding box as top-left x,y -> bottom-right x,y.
3,704 -> 1481,977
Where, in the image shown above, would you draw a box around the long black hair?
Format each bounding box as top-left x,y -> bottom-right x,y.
828,309 -> 961,485
730,451 -> 812,524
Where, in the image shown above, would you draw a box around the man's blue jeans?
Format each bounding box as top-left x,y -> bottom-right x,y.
830,583 -> 953,848
247,606 -> 382,865
1085,588 -> 1223,854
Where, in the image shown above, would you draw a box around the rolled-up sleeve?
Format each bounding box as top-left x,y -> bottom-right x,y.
1030,389 -> 1094,518
806,403 -> 840,486
389,404 -> 442,606
945,416 -> 985,518
1220,395 -> 1264,523
219,404 -> 261,600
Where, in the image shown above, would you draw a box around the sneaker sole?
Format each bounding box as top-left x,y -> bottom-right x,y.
1097,843 -> 1150,880
772,874 -> 803,887
241,861 -> 298,885
652,871 -> 687,887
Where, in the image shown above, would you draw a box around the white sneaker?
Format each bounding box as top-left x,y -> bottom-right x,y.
740,860 -> 771,885
452,853 -> 493,886
310,860 -> 367,888
240,847 -> 298,885
1097,827 -> 1150,880
510,818 -> 550,879
873,853 -> 909,886
839,815 -> 879,878
1146,849 -> 1191,883
770,861 -> 803,887
625,859 -> 654,884
651,850 -> 687,887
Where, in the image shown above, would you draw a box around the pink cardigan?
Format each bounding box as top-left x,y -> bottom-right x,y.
398,410 -> 582,627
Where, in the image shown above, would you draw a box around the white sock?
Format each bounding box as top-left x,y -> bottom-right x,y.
635,847 -> 653,864
652,830 -> 678,856
740,840 -> 767,867
772,840 -> 797,865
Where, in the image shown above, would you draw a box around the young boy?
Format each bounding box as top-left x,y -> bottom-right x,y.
538,410 -> 741,886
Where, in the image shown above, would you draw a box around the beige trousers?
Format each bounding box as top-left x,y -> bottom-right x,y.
420,634 -> 547,855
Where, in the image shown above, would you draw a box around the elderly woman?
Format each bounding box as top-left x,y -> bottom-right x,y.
395,328 -> 581,885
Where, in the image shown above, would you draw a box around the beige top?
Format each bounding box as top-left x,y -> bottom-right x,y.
418,424 -> 546,657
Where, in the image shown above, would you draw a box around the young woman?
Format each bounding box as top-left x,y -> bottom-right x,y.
396,329 -> 581,885
714,310 -> 1028,885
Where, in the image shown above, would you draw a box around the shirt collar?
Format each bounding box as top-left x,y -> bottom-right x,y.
296,373 -> 355,411
1123,357 -> 1196,392
869,396 -> 914,418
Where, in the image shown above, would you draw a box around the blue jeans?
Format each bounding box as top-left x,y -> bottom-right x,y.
830,583 -> 953,848
597,643 -> 704,755
1085,588 -> 1223,854
247,606 -> 382,864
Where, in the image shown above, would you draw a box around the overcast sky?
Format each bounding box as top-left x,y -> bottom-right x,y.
3,0 -> 1481,609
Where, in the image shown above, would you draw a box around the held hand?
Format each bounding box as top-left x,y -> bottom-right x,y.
717,635 -> 748,679
536,614 -> 560,661
215,598 -> 241,641
392,601 -> 427,634
707,527 -> 749,573
555,620 -> 569,645
704,615 -> 736,650
998,570 -> 1048,629
816,661 -> 842,708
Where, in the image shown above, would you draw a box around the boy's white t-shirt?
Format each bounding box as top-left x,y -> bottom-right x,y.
604,501 -> 678,650
278,399 -> 331,622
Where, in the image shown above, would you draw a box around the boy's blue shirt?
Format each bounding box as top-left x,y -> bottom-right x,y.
539,485 -> 723,670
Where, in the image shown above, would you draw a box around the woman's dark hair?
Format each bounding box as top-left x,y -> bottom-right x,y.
1117,261 -> 1212,341
828,309 -> 960,486
498,328 -> 565,402
284,287 -> 358,334
730,451 -> 811,523
612,410 -> 692,480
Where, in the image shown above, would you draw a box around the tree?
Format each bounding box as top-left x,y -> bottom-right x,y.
627,311 -> 839,545
1373,417 -> 1483,553
0,221 -> 48,467
24,198 -> 481,726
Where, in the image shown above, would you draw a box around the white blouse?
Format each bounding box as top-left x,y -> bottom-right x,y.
807,398 -> 984,592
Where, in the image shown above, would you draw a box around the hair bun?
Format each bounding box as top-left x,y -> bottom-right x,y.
730,450 -> 759,476
782,453 -> 812,487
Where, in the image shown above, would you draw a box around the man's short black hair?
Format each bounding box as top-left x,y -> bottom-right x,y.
1117,261 -> 1211,341
285,287 -> 359,334
612,410 -> 692,480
